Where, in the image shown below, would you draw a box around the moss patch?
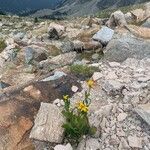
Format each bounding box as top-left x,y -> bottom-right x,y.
70,64 -> 99,80
0,40 -> 6,53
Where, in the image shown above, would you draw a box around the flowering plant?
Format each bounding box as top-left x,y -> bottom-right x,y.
62,80 -> 96,144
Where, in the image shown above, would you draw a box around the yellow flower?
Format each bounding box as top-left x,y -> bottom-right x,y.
87,79 -> 94,88
63,95 -> 69,101
77,101 -> 89,113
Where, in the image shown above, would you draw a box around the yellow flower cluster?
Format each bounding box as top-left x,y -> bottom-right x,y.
77,101 -> 89,113
87,79 -> 94,88
63,95 -> 69,101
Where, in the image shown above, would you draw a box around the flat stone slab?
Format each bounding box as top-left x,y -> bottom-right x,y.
30,103 -> 65,143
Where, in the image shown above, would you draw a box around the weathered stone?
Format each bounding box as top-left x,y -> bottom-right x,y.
103,80 -> 124,96
85,138 -> 100,150
24,45 -> 47,64
142,18 -> 150,28
92,26 -> 114,45
48,28 -> 59,40
125,12 -> 134,24
54,143 -> 73,150
73,40 -> 84,51
41,71 -> 66,82
92,72 -> 103,81
131,9 -> 145,22
135,103 -> 150,126
48,22 -> 65,39
84,40 -> 102,51
30,103 -> 65,143
125,25 -> 150,39
117,113 -> 128,122
119,138 -> 130,149
128,136 -> 142,148
106,10 -> 127,28
109,62 -> 120,67
0,81 -> 10,90
40,52 -> 76,69
104,29 -> 150,62
77,139 -> 86,150
61,40 -> 75,53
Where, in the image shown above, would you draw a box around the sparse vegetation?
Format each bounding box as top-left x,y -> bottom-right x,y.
62,80 -> 96,145
70,64 -> 99,80
0,40 -> 6,53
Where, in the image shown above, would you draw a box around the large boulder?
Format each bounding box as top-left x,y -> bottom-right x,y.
106,10 -> 127,29
39,52 -> 77,70
24,45 -> 48,64
104,29 -> 150,62
92,26 -> 114,45
48,22 -> 65,40
30,103 -> 65,143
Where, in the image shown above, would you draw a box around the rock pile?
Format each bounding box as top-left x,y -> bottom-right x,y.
0,2 -> 150,149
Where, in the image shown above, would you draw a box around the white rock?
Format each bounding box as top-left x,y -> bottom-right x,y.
109,62 -> 120,67
92,26 -> 114,45
117,113 -> 128,121
92,72 -> 103,81
71,85 -> 78,92
128,136 -> 142,148
54,143 -> 73,150
53,99 -> 61,105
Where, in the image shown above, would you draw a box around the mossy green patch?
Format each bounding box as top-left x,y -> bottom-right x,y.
70,64 -> 99,80
0,40 -> 6,53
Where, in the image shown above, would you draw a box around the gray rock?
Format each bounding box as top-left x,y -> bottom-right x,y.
13,32 -> 25,40
135,103 -> 150,126
142,18 -> 150,28
73,40 -> 84,51
0,81 -> 10,90
104,31 -> 150,62
24,47 -> 34,64
85,138 -> 101,150
42,71 -> 66,81
103,80 -> 124,96
40,52 -> 76,70
48,28 -> 59,40
92,26 -> 114,45
77,139 -> 86,150
30,103 -> 65,143
61,40 -> 74,53
24,45 -> 47,64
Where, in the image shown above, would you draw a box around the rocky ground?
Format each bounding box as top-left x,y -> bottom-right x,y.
0,2 -> 150,150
